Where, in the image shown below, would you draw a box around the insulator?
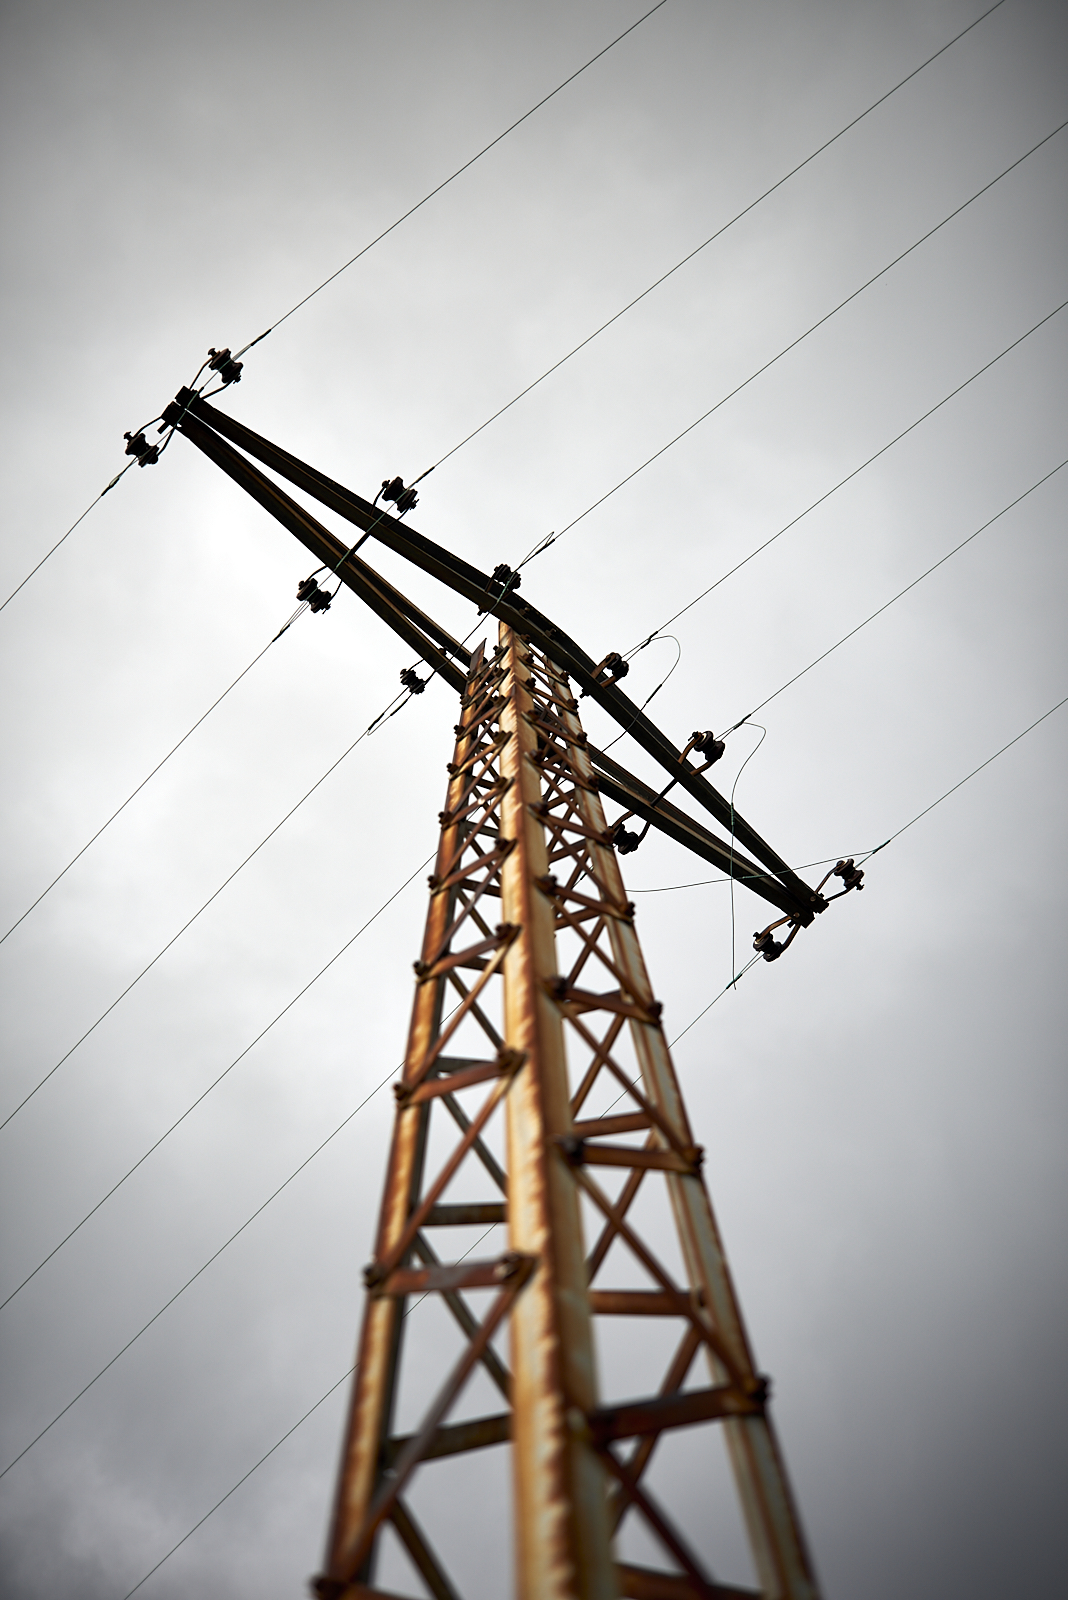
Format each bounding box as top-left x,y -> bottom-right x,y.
308,589 -> 332,613
123,431 -> 159,467
296,576 -> 320,602
613,822 -> 642,855
400,667 -> 427,695
753,929 -> 784,961
380,476 -> 418,514
491,563 -> 521,593
833,858 -> 864,892
684,732 -> 725,768
207,347 -> 243,385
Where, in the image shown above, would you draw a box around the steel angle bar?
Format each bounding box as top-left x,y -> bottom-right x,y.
179,397 -> 819,908
171,408 -> 470,691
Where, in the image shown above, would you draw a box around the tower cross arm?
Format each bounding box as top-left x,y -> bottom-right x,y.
172,393 -> 821,913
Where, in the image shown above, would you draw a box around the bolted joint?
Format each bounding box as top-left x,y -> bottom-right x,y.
683,1143 -> 705,1170
496,1046 -> 527,1076
493,1250 -> 527,1282
557,1134 -> 586,1166
393,1081 -> 413,1105
363,1261 -> 385,1291
536,873 -> 560,897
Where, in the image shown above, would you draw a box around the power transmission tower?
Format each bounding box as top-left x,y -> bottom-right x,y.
161,383 -> 843,1598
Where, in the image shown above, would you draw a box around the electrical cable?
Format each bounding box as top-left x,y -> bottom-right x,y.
624,296 -> 1068,656
0,637 -> 279,949
409,0 -> 1008,490
25,680 -> 1067,1572
725,455 -> 1067,730
0,678 -> 426,1134
516,118 -> 1068,572
0,0 -> 1002,620
231,2 -> 671,359
0,853 -> 436,1315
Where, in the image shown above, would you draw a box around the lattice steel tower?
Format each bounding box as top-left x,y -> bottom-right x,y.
165,387 -> 835,1600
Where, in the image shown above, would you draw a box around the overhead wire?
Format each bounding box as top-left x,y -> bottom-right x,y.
0,677 -> 431,1133
725,455 -> 1068,730
231,1 -> 671,358
409,0 -> 1008,490
623,296 -> 1068,657
516,118 -> 1068,572
0,0 -> 1002,617
27,681 -> 1068,1572
9,294 -> 1058,956
0,853 -> 436,1314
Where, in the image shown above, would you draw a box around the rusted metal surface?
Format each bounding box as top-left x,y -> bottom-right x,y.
316,630 -> 820,1599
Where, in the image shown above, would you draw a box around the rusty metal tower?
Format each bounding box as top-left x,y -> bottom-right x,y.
165,384 -> 837,1600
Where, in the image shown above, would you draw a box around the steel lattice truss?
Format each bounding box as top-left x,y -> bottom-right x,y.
315,630 -> 818,1600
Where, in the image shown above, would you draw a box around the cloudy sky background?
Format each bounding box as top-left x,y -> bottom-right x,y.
1,1 -> 1065,1595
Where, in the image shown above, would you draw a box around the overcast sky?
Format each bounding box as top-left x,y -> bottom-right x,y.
1,2 -> 1065,1597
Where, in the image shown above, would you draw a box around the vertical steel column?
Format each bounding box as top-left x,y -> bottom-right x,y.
541,651 -> 820,1600
497,626 -> 618,1600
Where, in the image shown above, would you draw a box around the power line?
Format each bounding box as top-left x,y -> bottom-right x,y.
519,117 -> 1068,569
629,297 -> 1068,650
0,636 -> 279,948
0,1066 -> 398,1478
0,1 -> 1001,621
731,456 -> 1067,725
0,854 -> 434,1314
0,677 -> 423,1132
411,0 -> 1008,487
234,2 -> 671,356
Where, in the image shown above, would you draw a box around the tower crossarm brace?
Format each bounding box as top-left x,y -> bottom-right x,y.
315,628 -> 821,1600
169,394 -> 822,919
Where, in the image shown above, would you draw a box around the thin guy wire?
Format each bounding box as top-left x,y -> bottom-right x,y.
732,456 -> 1068,726
119,1222 -> 499,1599
411,0 -> 1008,487
0,685 -> 417,1133
517,119 -> 1068,570
0,854 -> 435,1315
234,2 -> 670,357
627,296 -> 1068,653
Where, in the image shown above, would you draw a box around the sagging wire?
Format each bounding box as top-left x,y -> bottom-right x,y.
599,635 -> 683,754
